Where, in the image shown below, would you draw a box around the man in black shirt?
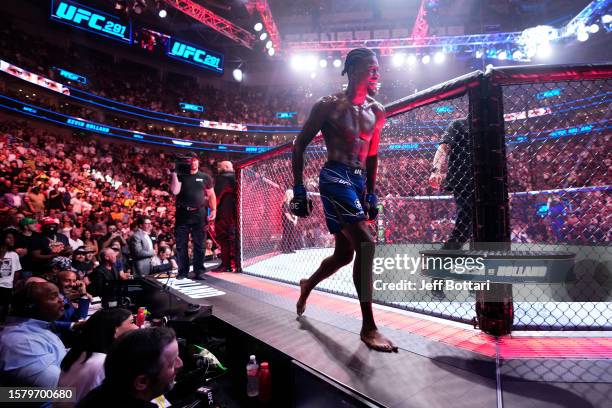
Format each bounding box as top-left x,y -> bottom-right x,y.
29,217 -> 72,275
211,161 -> 236,272
429,118 -> 474,247
429,118 -> 475,297
87,247 -> 121,307
170,154 -> 216,279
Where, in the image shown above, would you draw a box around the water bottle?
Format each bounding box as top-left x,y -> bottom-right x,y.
258,361 -> 272,404
246,355 -> 259,397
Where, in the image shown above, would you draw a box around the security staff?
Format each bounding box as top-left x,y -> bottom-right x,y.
170,154 -> 216,279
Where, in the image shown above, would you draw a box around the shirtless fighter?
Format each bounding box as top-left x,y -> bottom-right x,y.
291,48 -> 397,352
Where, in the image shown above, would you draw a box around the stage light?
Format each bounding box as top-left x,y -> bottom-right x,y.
577,31 -> 589,42
433,52 -> 445,64
254,23 -> 263,32
589,23 -> 600,33
332,59 -> 342,68
537,43 -> 552,58
512,50 -> 523,60
290,55 -> 303,71
158,9 -> 167,18
319,59 -> 328,68
310,72 -> 317,79
475,50 -> 483,58
497,50 -> 507,60
268,47 -> 275,56
304,55 -> 317,71
392,53 -> 405,67
407,54 -> 417,65
421,55 -> 431,64
602,15 -> 612,24
232,68 -> 243,82
265,40 -> 272,49
259,32 -> 268,41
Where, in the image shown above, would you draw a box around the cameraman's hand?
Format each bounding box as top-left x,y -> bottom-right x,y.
208,209 -> 217,222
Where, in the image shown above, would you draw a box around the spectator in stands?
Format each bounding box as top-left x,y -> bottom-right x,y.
204,239 -> 219,260
55,269 -> 90,331
151,245 -> 177,275
0,229 -> 22,321
69,227 -> 84,251
77,327 -> 183,407
87,247 -> 120,307
25,185 -> 45,217
0,281 -> 66,387
82,229 -> 99,256
128,216 -> 155,277
212,161 -> 236,272
58,308 -> 137,405
72,246 -> 95,281
30,217 -> 72,274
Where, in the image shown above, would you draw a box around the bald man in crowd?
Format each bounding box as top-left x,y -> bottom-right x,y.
211,161 -> 236,272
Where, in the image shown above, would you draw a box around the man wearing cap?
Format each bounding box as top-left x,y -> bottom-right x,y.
30,217 -> 72,275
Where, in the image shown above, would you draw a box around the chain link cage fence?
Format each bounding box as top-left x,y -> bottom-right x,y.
494,66 -> 612,330
237,64 -> 611,331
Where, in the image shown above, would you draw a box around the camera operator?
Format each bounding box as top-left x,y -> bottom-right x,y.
170,154 -> 216,279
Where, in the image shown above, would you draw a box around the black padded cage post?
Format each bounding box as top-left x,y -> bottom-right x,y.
468,71 -> 513,336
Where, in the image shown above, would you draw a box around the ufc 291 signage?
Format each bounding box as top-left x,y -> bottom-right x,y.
51,0 -> 132,43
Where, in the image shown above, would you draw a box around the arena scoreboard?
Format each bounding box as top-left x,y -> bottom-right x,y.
51,0 -> 132,44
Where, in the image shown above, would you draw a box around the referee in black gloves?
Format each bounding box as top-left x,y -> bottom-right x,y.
170,154 -> 216,279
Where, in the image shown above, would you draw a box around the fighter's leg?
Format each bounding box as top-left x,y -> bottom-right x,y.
297,232 -> 354,316
342,222 -> 397,352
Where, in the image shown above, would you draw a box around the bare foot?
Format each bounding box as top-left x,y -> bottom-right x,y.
360,329 -> 398,352
296,279 -> 310,316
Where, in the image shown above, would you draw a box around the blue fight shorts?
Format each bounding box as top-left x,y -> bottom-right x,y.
319,161 -> 367,234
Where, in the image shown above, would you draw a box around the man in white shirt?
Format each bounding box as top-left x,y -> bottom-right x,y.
69,228 -> 85,251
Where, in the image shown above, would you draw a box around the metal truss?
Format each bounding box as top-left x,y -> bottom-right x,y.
285,32 -> 523,54
247,0 -> 281,52
410,0 -> 429,46
161,0 -> 255,49
562,0 -> 611,36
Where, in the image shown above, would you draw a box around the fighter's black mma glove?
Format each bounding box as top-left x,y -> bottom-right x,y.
364,193 -> 379,221
290,184 -> 313,217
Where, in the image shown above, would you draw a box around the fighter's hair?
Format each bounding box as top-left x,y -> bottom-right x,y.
341,48 -> 376,76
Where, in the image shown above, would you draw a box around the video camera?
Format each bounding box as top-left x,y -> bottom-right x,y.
174,154 -> 195,176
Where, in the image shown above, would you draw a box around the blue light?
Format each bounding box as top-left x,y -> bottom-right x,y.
56,68 -> 87,84
132,134 -> 144,139
179,102 -> 204,112
536,88 -> 562,99
23,106 -> 37,114
51,0 -> 132,44
275,111 -> 297,119
433,106 -> 454,113
167,38 -> 224,73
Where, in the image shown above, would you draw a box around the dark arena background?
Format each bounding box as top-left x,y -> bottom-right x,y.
0,1 -> 610,407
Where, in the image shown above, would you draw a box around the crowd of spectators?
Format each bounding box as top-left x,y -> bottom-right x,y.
0,117 -> 196,405
0,21 -> 304,127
